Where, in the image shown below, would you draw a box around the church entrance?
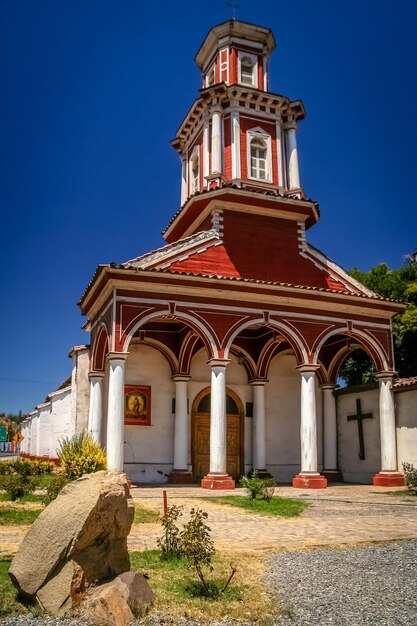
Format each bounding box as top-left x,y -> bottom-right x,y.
191,388 -> 244,480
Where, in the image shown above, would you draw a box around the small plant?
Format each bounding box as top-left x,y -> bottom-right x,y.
402,462 -> 417,495
42,473 -> 70,504
58,432 -> 107,479
260,477 -> 277,502
0,462 -> 14,476
239,470 -> 264,499
157,504 -> 183,557
179,507 -> 215,594
0,474 -> 36,501
11,460 -> 35,476
240,470 -> 277,501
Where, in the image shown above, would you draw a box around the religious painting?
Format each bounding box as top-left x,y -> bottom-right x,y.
124,385 -> 151,425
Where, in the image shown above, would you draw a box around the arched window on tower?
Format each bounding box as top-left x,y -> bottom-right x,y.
250,136 -> 267,180
190,148 -> 200,194
239,53 -> 257,87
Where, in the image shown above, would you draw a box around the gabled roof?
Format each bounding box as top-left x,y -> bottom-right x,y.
121,230 -> 382,298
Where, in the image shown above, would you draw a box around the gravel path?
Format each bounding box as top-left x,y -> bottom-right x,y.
2,540 -> 416,625
269,540 -> 417,626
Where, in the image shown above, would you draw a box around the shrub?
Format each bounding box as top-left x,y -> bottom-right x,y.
0,462 -> 14,476
179,507 -> 236,597
156,504 -> 183,557
239,470 -> 264,499
42,473 -> 70,504
179,507 -> 215,594
32,460 -> 55,475
240,470 -> 277,501
58,432 -> 107,479
260,478 -> 277,502
402,462 -> 417,495
11,460 -> 35,476
0,474 -> 36,501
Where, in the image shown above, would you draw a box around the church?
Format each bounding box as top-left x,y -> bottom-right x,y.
21,19 -> 414,489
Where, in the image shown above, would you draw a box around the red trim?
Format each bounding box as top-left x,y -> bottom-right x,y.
201,472 -> 235,490
373,472 -> 405,487
292,473 -> 328,489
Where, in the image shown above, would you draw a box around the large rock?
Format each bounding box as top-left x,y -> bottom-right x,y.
79,572 -> 154,626
9,471 -> 134,615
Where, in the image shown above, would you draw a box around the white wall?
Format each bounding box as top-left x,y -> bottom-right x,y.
122,343 -> 175,484
49,388 -> 74,457
265,352 -> 324,483
337,386 -> 381,484
395,387 -> 417,468
37,405 -> 51,457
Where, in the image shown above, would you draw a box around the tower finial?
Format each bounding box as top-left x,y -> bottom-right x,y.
226,0 -> 240,20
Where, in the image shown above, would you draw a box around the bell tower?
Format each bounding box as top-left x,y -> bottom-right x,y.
170,18 -> 307,234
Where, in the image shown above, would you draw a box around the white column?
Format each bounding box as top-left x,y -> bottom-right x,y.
88,372 -> 104,444
285,120 -> 301,190
173,375 -> 189,471
203,114 -> 210,185
276,115 -> 285,192
377,374 -> 398,471
230,102 -> 241,179
180,155 -> 187,205
209,360 -> 228,473
299,366 -> 319,473
252,381 -> 266,470
322,384 -> 338,471
211,106 -> 222,174
106,353 -> 127,472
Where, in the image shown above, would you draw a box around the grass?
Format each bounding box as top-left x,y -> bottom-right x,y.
0,556 -> 34,616
130,549 -> 277,624
134,503 -> 160,524
0,493 -> 44,504
200,495 -> 308,517
0,508 -> 42,526
383,489 -> 416,497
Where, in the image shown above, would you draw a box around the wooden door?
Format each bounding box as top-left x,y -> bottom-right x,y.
192,389 -> 243,479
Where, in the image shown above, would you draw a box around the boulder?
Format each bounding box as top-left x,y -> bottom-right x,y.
80,578 -> 135,626
79,573 -> 153,626
118,571 -> 154,613
9,471 -> 134,615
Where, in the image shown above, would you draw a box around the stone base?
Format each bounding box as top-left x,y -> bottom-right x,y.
373,472 -> 405,487
201,473 -> 235,490
292,472 -> 328,489
167,470 -> 195,485
322,469 -> 343,483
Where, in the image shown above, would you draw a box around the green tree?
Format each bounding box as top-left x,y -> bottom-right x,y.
340,258 -> 417,384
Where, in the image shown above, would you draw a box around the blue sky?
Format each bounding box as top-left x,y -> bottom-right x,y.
1,0 -> 416,415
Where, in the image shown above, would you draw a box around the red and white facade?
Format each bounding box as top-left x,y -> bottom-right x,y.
75,20 -> 405,489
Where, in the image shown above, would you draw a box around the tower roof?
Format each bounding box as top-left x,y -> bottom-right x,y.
195,19 -> 276,73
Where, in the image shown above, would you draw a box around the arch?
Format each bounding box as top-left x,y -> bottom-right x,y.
178,331 -> 202,375
130,337 -> 179,375
91,324 -> 110,372
327,343 -> 376,384
122,309 -> 219,360
229,345 -> 256,381
224,318 -> 308,366
191,386 -> 244,479
314,327 -> 389,377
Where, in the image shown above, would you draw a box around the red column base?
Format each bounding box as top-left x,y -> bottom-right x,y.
292,473 -> 328,489
167,470 -> 195,484
201,473 -> 235,490
373,472 -> 405,487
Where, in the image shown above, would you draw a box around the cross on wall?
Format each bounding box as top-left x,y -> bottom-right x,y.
347,399 -> 373,460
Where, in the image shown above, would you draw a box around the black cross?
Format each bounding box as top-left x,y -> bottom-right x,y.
347,399 -> 373,460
